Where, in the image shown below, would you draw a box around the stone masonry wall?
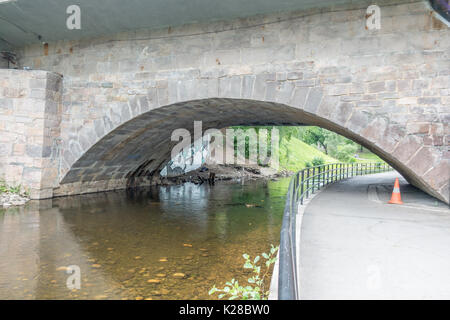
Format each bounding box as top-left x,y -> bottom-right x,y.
8,0 -> 450,202
0,69 -> 62,199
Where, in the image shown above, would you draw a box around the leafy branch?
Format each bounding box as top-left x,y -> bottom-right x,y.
208,244 -> 279,300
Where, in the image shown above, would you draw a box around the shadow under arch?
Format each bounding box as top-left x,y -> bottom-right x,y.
58,98 -> 448,203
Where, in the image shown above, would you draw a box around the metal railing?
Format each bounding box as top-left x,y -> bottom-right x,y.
278,162 -> 392,300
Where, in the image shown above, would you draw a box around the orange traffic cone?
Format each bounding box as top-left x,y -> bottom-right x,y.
388,178 -> 403,204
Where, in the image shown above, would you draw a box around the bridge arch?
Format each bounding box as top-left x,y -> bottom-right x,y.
56,77 -> 449,204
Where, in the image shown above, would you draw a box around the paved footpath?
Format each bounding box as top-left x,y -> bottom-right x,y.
299,171 -> 450,299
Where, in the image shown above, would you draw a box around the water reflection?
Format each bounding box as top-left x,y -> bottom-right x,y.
0,178 -> 290,300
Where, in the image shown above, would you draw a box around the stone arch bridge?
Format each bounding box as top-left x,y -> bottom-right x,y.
0,0 -> 448,203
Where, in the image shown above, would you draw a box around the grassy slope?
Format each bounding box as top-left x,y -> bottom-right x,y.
353,151 -> 385,163
278,137 -> 337,172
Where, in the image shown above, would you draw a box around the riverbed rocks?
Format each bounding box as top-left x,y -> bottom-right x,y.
0,192 -> 29,208
173,272 -> 186,279
147,279 -> 161,283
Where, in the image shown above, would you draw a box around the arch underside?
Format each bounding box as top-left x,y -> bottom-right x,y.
58,98 -> 449,204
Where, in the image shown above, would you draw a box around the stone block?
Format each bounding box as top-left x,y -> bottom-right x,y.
304,87 -> 323,113
407,147 -> 439,176
368,81 -> 386,93
392,135 -> 422,164
290,87 -> 309,108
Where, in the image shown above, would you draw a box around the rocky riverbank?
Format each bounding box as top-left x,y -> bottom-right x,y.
159,164 -> 293,186
0,192 -> 29,208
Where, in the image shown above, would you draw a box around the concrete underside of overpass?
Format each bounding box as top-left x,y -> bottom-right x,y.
0,0 -> 400,51
0,0 -> 449,203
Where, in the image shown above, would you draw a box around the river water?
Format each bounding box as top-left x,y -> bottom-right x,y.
0,177 -> 290,300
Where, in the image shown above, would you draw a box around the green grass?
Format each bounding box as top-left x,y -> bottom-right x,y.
278,137 -> 338,172
353,151 -> 385,163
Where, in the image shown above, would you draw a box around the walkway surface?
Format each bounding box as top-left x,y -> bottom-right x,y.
299,171 -> 450,300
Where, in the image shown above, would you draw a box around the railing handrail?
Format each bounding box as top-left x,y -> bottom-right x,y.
277,161 -> 392,300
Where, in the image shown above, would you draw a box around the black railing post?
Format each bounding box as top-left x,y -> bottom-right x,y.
326,164 -> 330,185
316,166 -> 319,190
306,168 -> 309,199
317,167 -> 320,190
312,167 -> 315,193
300,170 -> 304,205
322,166 -> 325,188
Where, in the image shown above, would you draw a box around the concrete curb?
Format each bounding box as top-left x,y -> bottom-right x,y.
268,182 -> 333,300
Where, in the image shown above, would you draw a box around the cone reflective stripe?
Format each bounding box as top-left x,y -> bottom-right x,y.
388,178 -> 403,204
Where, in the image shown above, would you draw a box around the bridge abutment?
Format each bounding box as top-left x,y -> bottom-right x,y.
0,69 -> 63,199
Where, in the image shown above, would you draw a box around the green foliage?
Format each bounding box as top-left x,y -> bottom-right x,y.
299,126 -> 381,164
301,127 -> 330,154
0,180 -> 24,195
335,144 -> 358,162
209,245 -> 279,300
227,125 -> 385,170
278,136 -> 336,172
228,126 -> 337,171
311,157 -> 325,166
354,151 -> 385,164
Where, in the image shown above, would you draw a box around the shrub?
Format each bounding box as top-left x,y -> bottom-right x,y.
0,180 -> 21,194
335,144 -> 358,163
209,245 -> 279,300
311,157 -> 325,166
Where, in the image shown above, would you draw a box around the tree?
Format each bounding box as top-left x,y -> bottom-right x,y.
301,127 -> 330,154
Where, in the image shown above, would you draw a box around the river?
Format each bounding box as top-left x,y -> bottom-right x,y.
0,177 -> 290,300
